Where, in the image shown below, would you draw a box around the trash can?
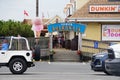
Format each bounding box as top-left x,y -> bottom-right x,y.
65,40 -> 71,49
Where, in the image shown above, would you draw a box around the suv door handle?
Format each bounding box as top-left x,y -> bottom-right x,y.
1,52 -> 5,54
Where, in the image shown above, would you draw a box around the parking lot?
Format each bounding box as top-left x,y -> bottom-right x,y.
0,62 -> 120,80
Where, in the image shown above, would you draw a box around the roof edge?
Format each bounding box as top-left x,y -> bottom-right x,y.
67,18 -> 120,22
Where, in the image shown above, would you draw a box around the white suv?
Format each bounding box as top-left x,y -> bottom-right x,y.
0,36 -> 35,74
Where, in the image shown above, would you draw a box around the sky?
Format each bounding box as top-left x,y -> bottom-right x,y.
0,0 -> 70,21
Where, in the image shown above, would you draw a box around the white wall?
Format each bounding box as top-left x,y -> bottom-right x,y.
76,0 -> 90,10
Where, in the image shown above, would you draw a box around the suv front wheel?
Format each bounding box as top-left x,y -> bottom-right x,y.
9,58 -> 27,74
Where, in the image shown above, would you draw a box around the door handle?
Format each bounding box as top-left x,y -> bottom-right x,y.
1,52 -> 5,54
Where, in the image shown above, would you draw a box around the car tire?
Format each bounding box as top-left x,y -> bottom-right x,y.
103,65 -> 111,75
34,45 -> 41,61
9,58 -> 27,74
104,70 -> 111,75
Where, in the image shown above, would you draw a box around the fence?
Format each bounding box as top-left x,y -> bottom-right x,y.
82,39 -> 110,57
64,38 -> 111,57
27,37 -> 49,49
0,36 -> 112,61
27,37 -> 50,59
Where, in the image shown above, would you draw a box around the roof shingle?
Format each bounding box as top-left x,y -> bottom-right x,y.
70,0 -> 120,18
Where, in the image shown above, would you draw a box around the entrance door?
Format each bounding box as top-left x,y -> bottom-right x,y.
0,51 -> 7,63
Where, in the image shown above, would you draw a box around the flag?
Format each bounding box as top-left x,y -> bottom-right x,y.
24,10 -> 29,16
42,12 -> 44,19
64,7 -> 68,13
66,3 -> 73,8
47,12 -> 49,18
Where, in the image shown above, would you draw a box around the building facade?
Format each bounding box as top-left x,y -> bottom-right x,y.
64,0 -> 120,55
68,0 -> 120,41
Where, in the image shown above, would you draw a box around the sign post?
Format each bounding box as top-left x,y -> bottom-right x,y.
78,33 -> 82,50
49,33 -> 53,53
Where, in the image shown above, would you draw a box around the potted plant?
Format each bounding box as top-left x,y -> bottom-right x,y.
77,50 -> 83,62
49,50 -> 56,61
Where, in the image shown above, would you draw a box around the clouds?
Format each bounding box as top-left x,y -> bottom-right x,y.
0,0 -> 35,21
0,0 -> 69,21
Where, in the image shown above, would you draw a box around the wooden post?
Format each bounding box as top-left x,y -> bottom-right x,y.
74,1 -> 76,11
78,32 -> 82,50
78,32 -> 83,62
49,33 -> 53,52
49,33 -> 53,62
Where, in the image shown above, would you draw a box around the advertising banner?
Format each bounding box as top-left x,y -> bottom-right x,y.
102,25 -> 120,41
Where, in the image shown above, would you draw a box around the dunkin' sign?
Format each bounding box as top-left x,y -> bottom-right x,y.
89,5 -> 120,12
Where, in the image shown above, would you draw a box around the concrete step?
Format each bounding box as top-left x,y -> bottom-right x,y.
53,49 -> 80,62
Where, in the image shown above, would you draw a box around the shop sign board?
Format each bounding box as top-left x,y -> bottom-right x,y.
89,5 -> 120,13
102,25 -> 120,41
48,22 -> 86,34
94,41 -> 98,49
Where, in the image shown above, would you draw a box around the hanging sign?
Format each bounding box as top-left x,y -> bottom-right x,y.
48,22 -> 86,33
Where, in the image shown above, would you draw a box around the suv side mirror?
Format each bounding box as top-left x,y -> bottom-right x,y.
107,48 -> 115,59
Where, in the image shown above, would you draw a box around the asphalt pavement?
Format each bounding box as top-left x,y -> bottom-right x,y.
0,62 -> 120,80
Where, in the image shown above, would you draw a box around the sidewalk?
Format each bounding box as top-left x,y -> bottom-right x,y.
53,48 -> 80,62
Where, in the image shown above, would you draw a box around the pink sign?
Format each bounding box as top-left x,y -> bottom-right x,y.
102,25 -> 120,41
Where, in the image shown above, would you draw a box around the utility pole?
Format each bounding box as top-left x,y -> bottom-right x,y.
36,0 -> 39,17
